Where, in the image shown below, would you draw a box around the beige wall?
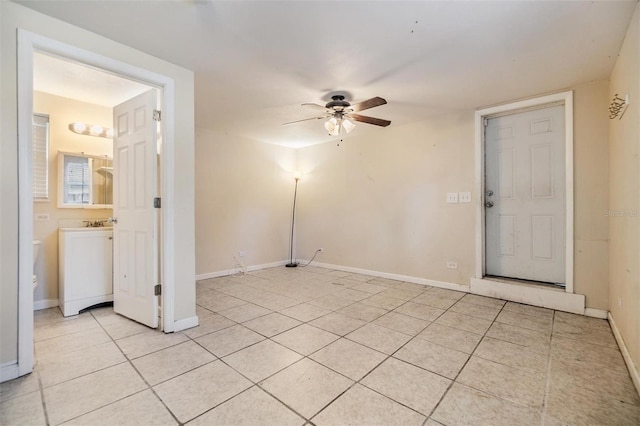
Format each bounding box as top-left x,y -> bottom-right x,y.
297,112 -> 476,285
573,81 -> 610,310
296,82 -> 610,308
1,1 -> 195,367
32,91 -> 114,305
609,5 -> 640,373
194,129 -> 295,276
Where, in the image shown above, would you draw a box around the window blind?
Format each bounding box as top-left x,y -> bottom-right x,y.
32,114 -> 50,199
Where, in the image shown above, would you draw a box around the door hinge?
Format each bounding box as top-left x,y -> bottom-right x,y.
483,118 -> 489,127
154,197 -> 161,208
153,110 -> 161,121
154,284 -> 162,296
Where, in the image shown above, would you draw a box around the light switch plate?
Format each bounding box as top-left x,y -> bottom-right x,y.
459,192 -> 471,203
35,213 -> 49,221
446,192 -> 459,203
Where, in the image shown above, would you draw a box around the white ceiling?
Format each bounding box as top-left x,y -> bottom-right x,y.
34,52 -> 152,107
18,0 -> 637,148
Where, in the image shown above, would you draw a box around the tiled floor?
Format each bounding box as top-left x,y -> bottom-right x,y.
2,266 -> 639,425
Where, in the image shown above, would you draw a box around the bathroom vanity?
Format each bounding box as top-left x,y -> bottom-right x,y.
58,227 -> 113,316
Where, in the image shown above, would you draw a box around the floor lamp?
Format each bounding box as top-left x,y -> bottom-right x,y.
286,174 -> 300,267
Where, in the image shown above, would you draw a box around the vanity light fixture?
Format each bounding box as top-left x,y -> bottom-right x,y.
69,122 -> 114,139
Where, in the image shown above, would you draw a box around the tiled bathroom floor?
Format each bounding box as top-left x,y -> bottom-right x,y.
2,266 -> 639,425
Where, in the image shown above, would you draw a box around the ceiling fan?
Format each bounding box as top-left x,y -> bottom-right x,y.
284,95 -> 391,136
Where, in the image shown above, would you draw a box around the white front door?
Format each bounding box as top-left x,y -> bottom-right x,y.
112,89 -> 159,327
485,105 -> 566,284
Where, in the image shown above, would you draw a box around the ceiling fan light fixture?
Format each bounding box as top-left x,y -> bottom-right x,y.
324,116 -> 339,136
342,118 -> 355,134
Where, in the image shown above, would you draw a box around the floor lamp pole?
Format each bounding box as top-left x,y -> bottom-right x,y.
286,177 -> 300,267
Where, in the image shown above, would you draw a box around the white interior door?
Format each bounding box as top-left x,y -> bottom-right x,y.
485,105 -> 566,284
113,89 -> 158,327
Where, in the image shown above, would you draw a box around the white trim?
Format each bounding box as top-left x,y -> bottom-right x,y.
16,30 -> 178,380
609,313 -> 640,397
304,261 -> 470,293
584,307 -> 608,319
1,362 -> 20,383
474,91 -> 575,293
160,82 -> 176,334
196,260 -> 289,281
470,277 -> 584,314
16,30 -> 35,380
173,315 -> 199,332
33,299 -> 59,311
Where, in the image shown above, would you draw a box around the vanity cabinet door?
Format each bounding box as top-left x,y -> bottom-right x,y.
59,229 -> 113,316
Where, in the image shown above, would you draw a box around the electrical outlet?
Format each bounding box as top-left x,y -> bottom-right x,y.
446,193 -> 458,203
35,213 -> 49,221
318,248 -> 324,252
446,261 -> 458,269
238,250 -> 247,257
459,192 -> 472,203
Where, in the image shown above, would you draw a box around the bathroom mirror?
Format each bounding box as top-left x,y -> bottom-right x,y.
57,152 -> 113,208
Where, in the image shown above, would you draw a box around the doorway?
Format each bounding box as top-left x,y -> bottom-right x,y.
484,104 -> 566,286
16,30 -> 177,377
474,91 -> 575,294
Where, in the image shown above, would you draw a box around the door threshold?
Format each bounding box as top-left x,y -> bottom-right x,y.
484,275 -> 566,290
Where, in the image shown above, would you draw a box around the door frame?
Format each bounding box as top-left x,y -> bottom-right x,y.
474,91 -> 574,293
16,30 -> 177,376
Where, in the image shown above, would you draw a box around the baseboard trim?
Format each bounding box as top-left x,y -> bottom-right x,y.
0,361 -> 19,383
304,261 -> 470,293
173,315 -> 199,332
584,307 -> 608,319
470,277 -> 585,314
609,312 -> 640,397
33,298 -> 59,311
196,260 -> 288,281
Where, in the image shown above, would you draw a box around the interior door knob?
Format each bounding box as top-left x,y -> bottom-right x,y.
486,190 -> 494,196
485,201 -> 494,208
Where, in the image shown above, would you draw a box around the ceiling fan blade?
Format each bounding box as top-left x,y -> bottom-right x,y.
349,113 -> 391,127
301,103 -> 328,111
351,97 -> 387,112
283,115 -> 329,125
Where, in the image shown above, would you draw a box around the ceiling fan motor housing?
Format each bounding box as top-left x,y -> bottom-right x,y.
325,95 -> 351,111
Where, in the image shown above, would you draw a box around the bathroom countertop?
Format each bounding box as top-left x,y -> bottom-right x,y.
59,227 -> 113,232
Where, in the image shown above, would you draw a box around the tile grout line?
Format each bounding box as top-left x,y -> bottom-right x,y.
183,330 -> 311,424
308,292 -> 466,423
424,296 -> 509,422
188,277 -> 437,423
35,370 -> 51,426
85,310 -> 184,426
540,310 -> 557,426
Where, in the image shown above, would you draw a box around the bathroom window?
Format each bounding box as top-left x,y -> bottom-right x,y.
32,114 -> 50,200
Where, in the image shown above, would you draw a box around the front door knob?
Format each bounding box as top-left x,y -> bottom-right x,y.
486,190 -> 494,196
485,201 -> 494,208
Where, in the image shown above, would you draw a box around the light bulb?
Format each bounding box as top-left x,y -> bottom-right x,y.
293,171 -> 302,180
72,122 -> 86,133
343,118 -> 356,134
90,125 -> 103,136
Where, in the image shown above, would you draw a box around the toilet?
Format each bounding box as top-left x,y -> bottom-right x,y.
33,240 -> 41,291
